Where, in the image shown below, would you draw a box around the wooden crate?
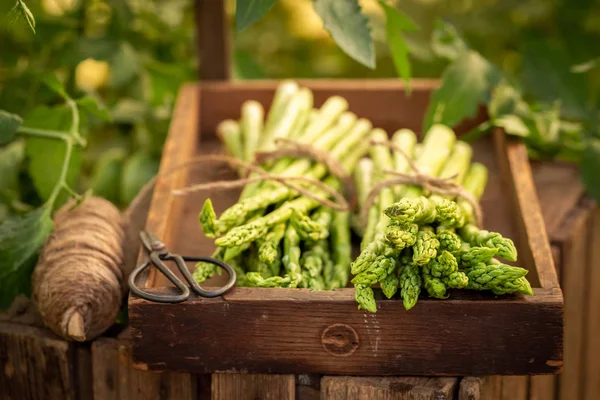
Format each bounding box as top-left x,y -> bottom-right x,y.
128,79 -> 562,377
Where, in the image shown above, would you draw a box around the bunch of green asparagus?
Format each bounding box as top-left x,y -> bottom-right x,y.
194,81 -> 367,290
352,124 -> 533,312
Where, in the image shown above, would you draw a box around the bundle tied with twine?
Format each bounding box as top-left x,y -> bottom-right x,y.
360,138 -> 483,229
171,138 -> 356,213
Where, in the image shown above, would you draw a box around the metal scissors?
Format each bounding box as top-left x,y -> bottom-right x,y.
128,230 -> 236,303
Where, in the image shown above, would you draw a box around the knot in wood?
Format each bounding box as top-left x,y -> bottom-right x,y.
321,324 -> 359,357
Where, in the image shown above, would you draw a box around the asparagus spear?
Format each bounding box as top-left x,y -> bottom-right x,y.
329,210 -> 352,289
380,273 -> 399,299
429,250 -> 468,289
459,224 -> 518,262
260,88 -> 312,149
384,223 -> 418,250
436,225 -> 462,252
351,255 -> 396,286
240,100 -> 264,162
263,80 -> 298,136
300,240 -> 329,290
217,120 -> 245,166
258,223 -> 286,264
465,263 -> 531,294
398,254 -> 421,310
455,242 -> 498,267
208,118 -> 370,235
412,226 -> 440,266
355,284 -> 377,312
289,208 -> 330,241
422,264 -> 449,299
391,129 -> 418,180
282,224 -> 302,287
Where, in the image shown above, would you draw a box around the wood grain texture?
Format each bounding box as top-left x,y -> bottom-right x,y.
459,376 -> 502,400
0,322 -> 78,400
92,333 -> 195,400
321,376 -> 458,400
211,373 -> 295,400
196,0 -> 230,80
130,287 -> 562,376
529,375 -> 556,400
296,374 -> 321,400
553,199 -> 595,400
500,376 -> 528,400
584,208 -> 600,400
130,80 -> 563,376
493,130 -> 559,289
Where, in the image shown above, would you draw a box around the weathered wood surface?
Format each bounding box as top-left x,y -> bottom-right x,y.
0,321 -> 92,400
321,376 -> 458,400
196,0 -> 230,81
212,373 -> 295,400
91,331 -> 196,400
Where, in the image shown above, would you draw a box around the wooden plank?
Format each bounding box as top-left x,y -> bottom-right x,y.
500,376 -> 528,400
321,376 -> 458,400
529,375 -> 556,400
212,373 -> 295,400
130,287 -> 562,376
531,161 -> 585,237
493,130 -> 559,290
196,0 -> 230,80
551,199 -> 596,400
459,376 -> 502,400
0,322 -> 78,400
296,374 -> 321,400
584,207 -> 600,400
92,333 -> 195,400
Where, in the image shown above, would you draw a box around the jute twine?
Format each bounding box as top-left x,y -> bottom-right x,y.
361,139 -> 483,228
170,139 -> 355,212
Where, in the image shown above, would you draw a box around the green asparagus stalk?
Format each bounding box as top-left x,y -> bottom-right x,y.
263,80 -> 298,136
465,263 -> 531,294
258,223 -> 286,264
240,100 -> 264,162
260,88 -> 312,149
300,236 -> 330,290
422,264 -> 449,299
429,250 -> 468,289
351,255 -> 396,286
355,158 -> 374,212
217,120 -> 245,165
355,284 -> 377,312
398,254 -> 421,310
282,224 -> 302,287
436,225 -> 462,252
412,226 -> 440,266
289,208 -> 330,241
245,273 -> 291,288
208,118 -> 371,235
456,162 -> 488,226
329,210 -> 352,289
391,129 -> 418,179
455,242 -> 498,267
384,223 -> 418,250
459,224 -> 518,262
381,273 -> 399,299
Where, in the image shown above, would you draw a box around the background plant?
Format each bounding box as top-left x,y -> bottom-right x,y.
1,0 -> 599,309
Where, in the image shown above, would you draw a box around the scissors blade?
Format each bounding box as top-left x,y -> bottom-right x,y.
139,230 -> 166,253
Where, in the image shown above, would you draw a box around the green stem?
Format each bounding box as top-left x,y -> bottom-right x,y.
17,126 -> 71,142
46,139 -> 73,209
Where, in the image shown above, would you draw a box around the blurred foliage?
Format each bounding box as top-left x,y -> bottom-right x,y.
0,0 -> 197,213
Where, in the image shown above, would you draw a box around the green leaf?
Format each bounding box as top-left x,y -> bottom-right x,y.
22,106 -> 82,208
379,1 -> 417,93
120,152 -> 159,205
12,0 -> 36,34
581,139 -> 600,202
109,43 -> 140,89
77,96 -> 111,122
521,38 -> 589,119
0,206 -> 53,309
314,0 -> 375,69
0,140 -> 25,198
494,115 -> 529,137
431,20 -> 467,61
235,0 -> 276,32
488,80 -> 529,118
0,110 -> 23,145
424,50 -> 500,131
40,74 -> 70,100
91,148 -> 126,204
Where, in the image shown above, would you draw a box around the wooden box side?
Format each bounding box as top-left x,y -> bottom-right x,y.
129,80 -> 563,376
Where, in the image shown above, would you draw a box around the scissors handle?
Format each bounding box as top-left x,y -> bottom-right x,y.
170,255 -> 237,298
129,252 -> 190,303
